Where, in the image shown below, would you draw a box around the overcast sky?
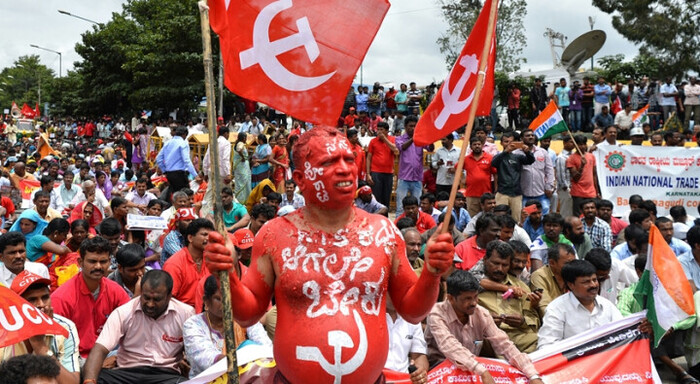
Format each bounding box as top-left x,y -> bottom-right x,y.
2,0 -> 639,86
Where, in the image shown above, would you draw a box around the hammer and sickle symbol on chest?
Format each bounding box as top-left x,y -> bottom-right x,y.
239,0 -> 336,91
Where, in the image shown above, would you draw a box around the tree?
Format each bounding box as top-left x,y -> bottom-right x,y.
591,0 -> 700,79
436,0 -> 527,73
0,55 -> 55,112
595,53 -> 663,83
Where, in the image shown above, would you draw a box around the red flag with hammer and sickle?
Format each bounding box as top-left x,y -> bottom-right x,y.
209,0 -> 390,125
413,0 -> 497,146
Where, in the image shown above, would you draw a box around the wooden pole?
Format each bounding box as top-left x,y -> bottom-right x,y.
199,3 -> 239,382
441,0 -> 500,234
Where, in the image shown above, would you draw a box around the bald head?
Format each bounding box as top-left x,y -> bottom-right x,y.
13,162 -> 25,176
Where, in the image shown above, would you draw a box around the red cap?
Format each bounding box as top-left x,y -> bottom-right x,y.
357,185 -> 372,196
11,270 -> 51,296
233,229 -> 254,249
217,116 -> 224,122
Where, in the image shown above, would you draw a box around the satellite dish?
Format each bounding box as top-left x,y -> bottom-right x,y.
560,30 -> 606,75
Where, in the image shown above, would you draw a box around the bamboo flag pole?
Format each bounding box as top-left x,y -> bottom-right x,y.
441,0 -> 500,234
199,2 -> 239,382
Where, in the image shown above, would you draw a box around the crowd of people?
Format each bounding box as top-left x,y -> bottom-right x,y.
0,75 -> 699,384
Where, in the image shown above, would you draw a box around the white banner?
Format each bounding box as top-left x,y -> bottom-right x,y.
595,145 -> 700,217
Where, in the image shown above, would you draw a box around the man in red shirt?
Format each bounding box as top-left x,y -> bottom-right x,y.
455,213 -> 501,272
366,122 -> 398,208
51,236 -> 130,358
566,134 -> 599,216
463,137 -> 495,217
347,128 -> 366,182
344,107 -> 357,127
163,218 -> 215,308
395,196 -> 436,233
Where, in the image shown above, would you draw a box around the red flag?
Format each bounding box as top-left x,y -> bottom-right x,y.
18,179 -> 41,201
611,95 -> 622,115
413,0 -> 497,146
21,103 -> 36,119
0,285 -> 68,348
34,102 -> 40,118
210,0 -> 390,125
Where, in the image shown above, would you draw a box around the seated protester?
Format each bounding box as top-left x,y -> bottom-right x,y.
51,176 -> 79,214
0,354 -> 61,384
204,187 -> 250,232
32,189 -> 63,223
434,190 -> 450,211
521,200 -> 543,242
597,199 -> 628,244
617,208 -> 653,245
71,180 -> 111,218
82,270 -> 194,384
65,220 -> 90,253
0,232 -> 49,287
495,214 -> 517,243
421,213 -> 466,247
355,184 -> 388,216
67,201 -> 102,235
509,240 -> 532,285
611,224 -> 647,261
247,203 -> 276,236
395,195 -> 436,234
26,218 -> 71,265
96,218 -> 127,272
584,247 -> 637,305
420,193 -> 441,224
679,226 -> 700,291
162,218 -> 215,308
477,241 -> 541,353
617,254 -> 646,316
492,204 -> 532,247
404,227 -> 425,274
10,209 -> 49,243
538,260 -> 635,351
580,199 -> 613,251
424,270 -> 545,384
530,213 -> 574,272
563,216 -> 593,260
125,178 -> 157,213
160,191 -> 190,223
245,179 -> 276,213
463,193 -> 496,237
639,199 -> 658,222
280,180 -> 305,210
442,192 -> 471,233
160,207 -> 197,265
107,243 -> 146,298
109,197 -> 129,235
657,217 -> 692,257
142,199 -> 168,268
384,296 -> 429,382
395,217 -> 416,231
454,213 -> 500,272
184,275 -> 272,379
51,237 -> 130,359
0,271 -> 80,384
669,205 -> 694,240
530,243 -> 576,316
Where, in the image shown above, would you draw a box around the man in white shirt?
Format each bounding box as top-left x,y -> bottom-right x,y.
0,232 -> 49,287
125,178 -> 157,212
71,180 -> 112,217
51,176 -> 80,213
538,260 -> 650,350
385,296 -> 428,382
431,135 -> 461,195
684,76 -> 700,130
659,77 -> 678,122
584,248 -> 637,305
201,127 -> 232,209
613,104 -> 635,139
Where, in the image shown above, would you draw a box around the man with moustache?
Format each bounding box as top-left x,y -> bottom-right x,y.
82,270 -> 194,383
0,232 -> 49,287
563,216 -> 593,261
51,237 -> 130,359
204,126 -> 455,384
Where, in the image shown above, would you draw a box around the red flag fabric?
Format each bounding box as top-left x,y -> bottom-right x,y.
21,103 -> 36,119
210,0 -> 390,125
413,0 -> 497,146
34,102 -> 40,118
0,285 -> 68,348
611,95 -> 622,115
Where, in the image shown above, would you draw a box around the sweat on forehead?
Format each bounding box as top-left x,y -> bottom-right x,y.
292,125 -> 348,167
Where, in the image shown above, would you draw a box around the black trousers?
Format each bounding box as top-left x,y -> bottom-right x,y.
371,172 -> 394,209
165,170 -> 190,201
97,366 -> 187,384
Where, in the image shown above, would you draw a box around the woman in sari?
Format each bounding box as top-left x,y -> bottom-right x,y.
270,133 -> 289,192
65,219 -> 90,252
95,171 -> 113,200
233,132 -> 251,203
68,201 -> 103,234
132,128 -> 147,169
244,178 -> 276,212
9,210 -> 48,243
250,134 -> 272,189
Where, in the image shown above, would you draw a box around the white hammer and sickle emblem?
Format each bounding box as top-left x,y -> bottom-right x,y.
434,54 -> 479,129
239,0 -> 336,91
296,309 -> 368,384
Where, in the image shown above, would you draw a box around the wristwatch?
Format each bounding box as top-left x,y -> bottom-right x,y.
529,374 -> 541,381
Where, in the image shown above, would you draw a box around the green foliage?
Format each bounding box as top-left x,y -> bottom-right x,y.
495,72 -> 536,119
595,53 -> 663,83
591,0 -> 700,79
0,55 -> 55,111
437,0 -> 527,73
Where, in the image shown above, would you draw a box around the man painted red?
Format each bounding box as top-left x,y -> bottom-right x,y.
205,126 -> 454,383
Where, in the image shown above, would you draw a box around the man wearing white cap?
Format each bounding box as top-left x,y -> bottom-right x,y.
629,127 -> 646,146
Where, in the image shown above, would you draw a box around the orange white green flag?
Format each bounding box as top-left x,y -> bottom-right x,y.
529,100 -> 568,140
632,105 -> 649,128
634,224 -> 695,347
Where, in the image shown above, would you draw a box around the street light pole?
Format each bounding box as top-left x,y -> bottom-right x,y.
588,16 -> 596,71
30,44 -> 62,78
58,10 -> 100,25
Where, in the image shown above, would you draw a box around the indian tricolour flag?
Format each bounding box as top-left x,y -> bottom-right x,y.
632,105 -> 649,128
634,224 -> 695,347
529,100 -> 569,140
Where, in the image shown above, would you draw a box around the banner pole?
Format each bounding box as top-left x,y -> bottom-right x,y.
199,2 -> 239,382
441,0 -> 500,235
